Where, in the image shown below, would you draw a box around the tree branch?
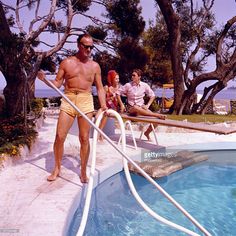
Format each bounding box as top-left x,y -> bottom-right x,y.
216,16 -> 236,67
202,0 -> 214,11
16,0 -> 27,35
184,35 -> 202,87
26,0 -> 57,42
79,11 -> 109,25
34,0 -> 40,19
45,0 -> 73,57
28,0 -> 42,32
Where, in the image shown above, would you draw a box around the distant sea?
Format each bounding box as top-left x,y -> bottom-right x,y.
35,88 -> 235,100
0,88 -> 235,100
154,88 -> 235,100
35,89 -> 62,98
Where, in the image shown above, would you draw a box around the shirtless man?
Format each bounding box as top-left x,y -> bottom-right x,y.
37,33 -> 107,183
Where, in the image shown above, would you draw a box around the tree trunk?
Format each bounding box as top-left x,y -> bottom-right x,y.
155,0 -> 185,114
3,75 -> 25,117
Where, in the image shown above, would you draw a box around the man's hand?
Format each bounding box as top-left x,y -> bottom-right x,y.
101,105 -> 108,112
158,114 -> 167,120
120,104 -> 126,113
142,104 -> 149,110
37,70 -> 46,81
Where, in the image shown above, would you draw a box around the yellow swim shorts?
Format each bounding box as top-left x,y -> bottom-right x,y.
60,91 -> 94,117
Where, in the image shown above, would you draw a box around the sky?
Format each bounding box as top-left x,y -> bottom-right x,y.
0,0 -> 236,90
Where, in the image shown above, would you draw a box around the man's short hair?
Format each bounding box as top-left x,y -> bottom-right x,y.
77,33 -> 92,44
133,68 -> 142,77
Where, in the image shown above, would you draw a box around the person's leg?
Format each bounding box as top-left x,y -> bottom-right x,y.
77,112 -> 93,183
144,124 -> 158,140
98,116 -> 107,141
131,105 -> 166,119
47,111 -> 75,181
95,108 -> 107,141
127,106 -> 138,116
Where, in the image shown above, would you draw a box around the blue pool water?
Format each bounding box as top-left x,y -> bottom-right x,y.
68,150 -> 236,236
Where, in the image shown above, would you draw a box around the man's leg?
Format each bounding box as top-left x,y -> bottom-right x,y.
77,112 -> 93,183
47,111 -> 75,181
131,105 -> 166,119
144,124 -> 158,140
129,106 -> 163,141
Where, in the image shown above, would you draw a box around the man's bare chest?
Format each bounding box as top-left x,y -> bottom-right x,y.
65,62 -> 95,80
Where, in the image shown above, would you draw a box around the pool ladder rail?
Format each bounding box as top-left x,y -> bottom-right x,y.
118,121 -> 158,149
45,79 -> 212,236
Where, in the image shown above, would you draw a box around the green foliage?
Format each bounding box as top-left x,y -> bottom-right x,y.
57,0 -> 92,12
143,16 -> 170,57
144,96 -> 160,112
0,33 -> 25,66
117,37 -> 149,82
105,0 -> 145,38
6,15 -> 15,27
145,58 -> 173,85
100,0 -> 148,82
86,25 -> 107,41
93,51 -> 119,84
47,20 -> 65,33
30,98 -> 44,117
0,115 -> 38,156
40,56 -> 57,73
0,97 -> 44,156
149,100 -> 160,112
143,17 -> 173,85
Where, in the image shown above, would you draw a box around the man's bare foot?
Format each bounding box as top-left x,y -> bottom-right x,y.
144,130 -> 151,141
158,114 -> 166,120
98,134 -> 104,142
47,170 -> 60,181
80,175 -> 89,183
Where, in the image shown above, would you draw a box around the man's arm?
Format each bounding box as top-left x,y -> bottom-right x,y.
93,64 -> 107,111
37,61 -> 66,88
143,96 -> 155,110
142,83 -> 156,110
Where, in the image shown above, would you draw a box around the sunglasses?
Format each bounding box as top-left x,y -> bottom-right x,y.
80,42 -> 94,50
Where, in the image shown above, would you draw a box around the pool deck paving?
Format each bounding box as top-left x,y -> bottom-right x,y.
0,115 -> 236,236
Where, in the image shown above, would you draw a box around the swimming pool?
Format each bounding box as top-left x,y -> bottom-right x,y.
68,150 -> 236,236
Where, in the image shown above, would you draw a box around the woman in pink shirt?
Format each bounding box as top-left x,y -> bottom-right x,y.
119,68 -> 166,140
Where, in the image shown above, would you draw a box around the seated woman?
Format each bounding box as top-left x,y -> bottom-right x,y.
118,68 -> 166,140
97,70 -> 125,140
